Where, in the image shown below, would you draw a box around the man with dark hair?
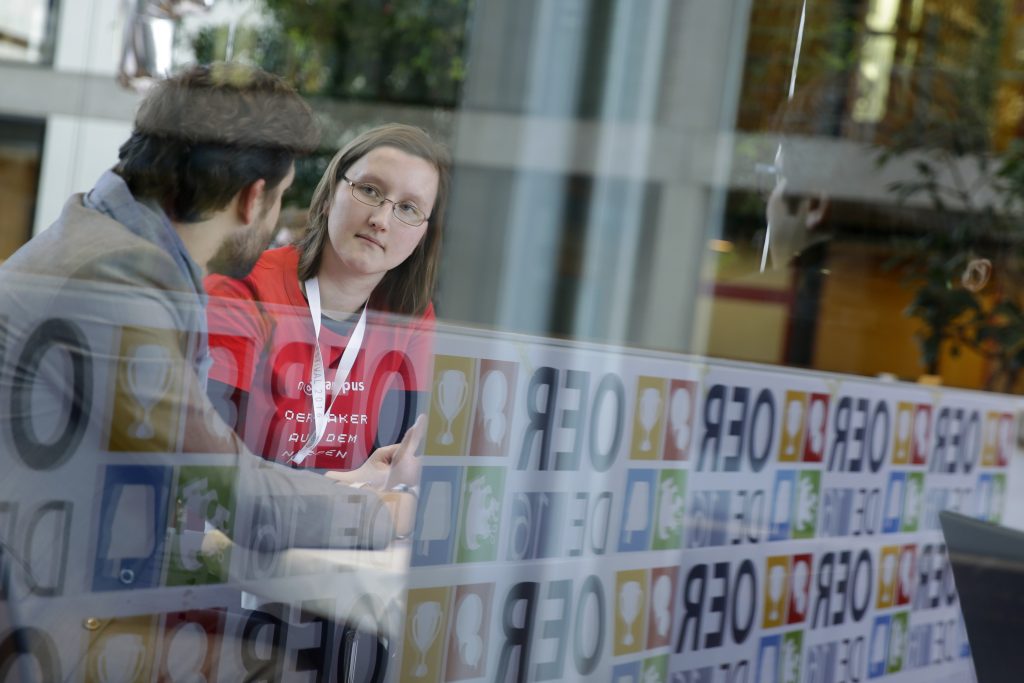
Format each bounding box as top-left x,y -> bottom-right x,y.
0,64 -> 417,681
0,62 -> 319,453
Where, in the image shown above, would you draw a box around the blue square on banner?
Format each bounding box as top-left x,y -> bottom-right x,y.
411,466 -> 463,566
882,472 -> 905,533
867,614 -> 891,679
958,616 -> 971,659
976,473 -> 994,520
756,634 -> 781,683
611,661 -> 640,682
617,469 -> 657,552
92,465 -> 173,591
768,471 -> 796,541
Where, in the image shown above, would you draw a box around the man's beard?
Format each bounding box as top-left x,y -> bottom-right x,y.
207,222 -> 277,280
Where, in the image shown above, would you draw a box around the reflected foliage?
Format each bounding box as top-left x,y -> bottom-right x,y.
191,0 -> 470,105
878,0 -> 1024,389
189,0 -> 471,207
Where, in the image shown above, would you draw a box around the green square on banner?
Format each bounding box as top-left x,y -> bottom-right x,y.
651,469 -> 686,550
456,466 -> 505,563
792,471 -> 820,539
781,630 -> 803,683
642,654 -> 668,683
165,466 -> 237,586
887,612 -> 909,673
901,472 -> 924,532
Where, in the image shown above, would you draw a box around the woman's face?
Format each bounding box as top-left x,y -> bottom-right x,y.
323,145 -> 439,283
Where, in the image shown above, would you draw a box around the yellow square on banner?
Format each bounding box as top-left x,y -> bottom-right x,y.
426,355 -> 477,456
630,377 -> 667,460
107,326 -> 185,453
892,402 -> 913,465
402,587 -> 453,682
83,615 -> 157,683
982,411 -> 1000,467
763,556 -> 791,629
877,545 -> 900,609
614,569 -> 649,656
778,391 -> 807,462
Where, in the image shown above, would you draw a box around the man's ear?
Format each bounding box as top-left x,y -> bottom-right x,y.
805,192 -> 829,230
237,179 -> 267,225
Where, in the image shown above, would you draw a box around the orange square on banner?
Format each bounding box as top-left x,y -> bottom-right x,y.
997,413 -> 1013,467
910,405 -> 931,466
445,583 -> 494,681
896,545 -> 916,606
662,380 -> 697,461
468,360 -> 517,457
646,566 -> 679,649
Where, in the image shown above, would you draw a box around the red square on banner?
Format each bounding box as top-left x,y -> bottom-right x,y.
896,545 -> 916,606
911,405 -> 931,466
787,554 -> 813,624
802,393 -> 829,463
663,380 -> 697,461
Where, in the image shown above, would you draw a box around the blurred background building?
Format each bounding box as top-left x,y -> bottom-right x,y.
3,0 -> 1024,393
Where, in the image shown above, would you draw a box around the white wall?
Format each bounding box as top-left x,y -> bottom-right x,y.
32,0 -> 134,234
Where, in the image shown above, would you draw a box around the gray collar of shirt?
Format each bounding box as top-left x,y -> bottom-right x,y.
83,169 -> 206,299
83,169 -> 212,386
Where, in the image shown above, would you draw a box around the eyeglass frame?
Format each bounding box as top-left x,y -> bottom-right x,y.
340,175 -> 430,227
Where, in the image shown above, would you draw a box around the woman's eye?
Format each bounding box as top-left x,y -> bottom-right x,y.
397,202 -> 420,215
358,184 -> 382,199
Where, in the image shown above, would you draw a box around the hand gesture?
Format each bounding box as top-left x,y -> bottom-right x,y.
325,414 -> 425,490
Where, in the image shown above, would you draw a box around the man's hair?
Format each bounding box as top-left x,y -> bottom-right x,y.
116,62 -> 319,223
296,123 -> 450,317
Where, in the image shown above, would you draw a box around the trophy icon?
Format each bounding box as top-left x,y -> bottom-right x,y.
638,387 -> 662,451
97,633 -> 145,683
618,580 -> 643,645
435,370 -> 467,445
768,563 -> 786,621
784,398 -> 803,456
124,344 -> 172,439
411,601 -> 442,677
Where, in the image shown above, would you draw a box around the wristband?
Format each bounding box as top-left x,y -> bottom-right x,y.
388,483 -> 419,500
388,484 -> 418,541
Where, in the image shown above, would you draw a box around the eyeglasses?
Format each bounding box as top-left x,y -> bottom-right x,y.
341,176 -> 429,227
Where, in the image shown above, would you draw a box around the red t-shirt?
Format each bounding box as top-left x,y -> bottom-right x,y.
204,246 -> 434,469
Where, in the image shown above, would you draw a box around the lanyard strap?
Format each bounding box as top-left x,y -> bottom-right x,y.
290,277 -> 367,465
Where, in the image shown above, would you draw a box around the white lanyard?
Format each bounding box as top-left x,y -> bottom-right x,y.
289,277 -> 367,465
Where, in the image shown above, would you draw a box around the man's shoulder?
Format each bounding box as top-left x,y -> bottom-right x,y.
6,195 -> 185,290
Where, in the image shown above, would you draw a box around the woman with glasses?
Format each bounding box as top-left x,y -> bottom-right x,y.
204,124 -> 448,485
